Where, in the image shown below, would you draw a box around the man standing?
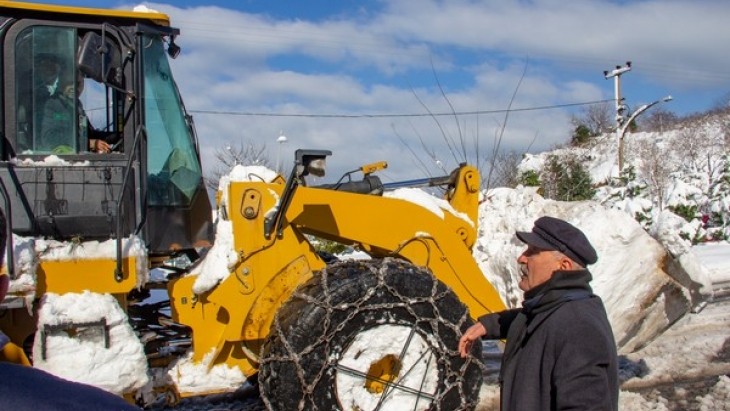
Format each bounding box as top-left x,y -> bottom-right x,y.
459,216 -> 618,411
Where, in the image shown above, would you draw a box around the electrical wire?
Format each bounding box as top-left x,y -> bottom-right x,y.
188,99 -> 614,118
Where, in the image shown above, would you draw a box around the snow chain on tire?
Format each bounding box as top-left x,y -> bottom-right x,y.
259,258 -> 484,411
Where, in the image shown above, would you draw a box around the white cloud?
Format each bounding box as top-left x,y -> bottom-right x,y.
375,0 -> 729,86
132,0 -> 727,183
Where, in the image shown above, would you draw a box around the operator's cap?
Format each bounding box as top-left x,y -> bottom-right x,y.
516,216 -> 597,266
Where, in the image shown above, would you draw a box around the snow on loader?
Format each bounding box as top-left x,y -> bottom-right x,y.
0,2 -> 506,409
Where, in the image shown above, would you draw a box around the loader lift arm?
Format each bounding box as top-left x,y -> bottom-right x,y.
285,156 -> 504,319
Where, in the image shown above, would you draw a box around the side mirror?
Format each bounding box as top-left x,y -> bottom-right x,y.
295,149 -> 332,178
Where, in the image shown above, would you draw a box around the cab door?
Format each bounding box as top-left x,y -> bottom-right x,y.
0,20 -> 135,241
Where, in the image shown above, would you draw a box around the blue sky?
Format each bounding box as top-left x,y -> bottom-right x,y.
31,0 -> 730,182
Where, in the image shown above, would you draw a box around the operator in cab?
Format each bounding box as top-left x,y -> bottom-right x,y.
40,65 -> 118,154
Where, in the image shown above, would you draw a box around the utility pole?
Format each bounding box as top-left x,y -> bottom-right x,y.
604,61 -> 632,136
604,62 -> 632,173
604,61 -> 672,173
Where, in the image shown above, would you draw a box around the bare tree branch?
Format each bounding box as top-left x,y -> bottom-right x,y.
391,122 -> 433,178
431,58 -> 466,162
410,84 -> 460,168
484,57 -> 528,191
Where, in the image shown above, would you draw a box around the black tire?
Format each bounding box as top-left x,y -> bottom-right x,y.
259,258 -> 483,411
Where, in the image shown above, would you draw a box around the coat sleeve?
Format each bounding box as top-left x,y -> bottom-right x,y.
478,308 -> 520,339
551,304 -> 618,411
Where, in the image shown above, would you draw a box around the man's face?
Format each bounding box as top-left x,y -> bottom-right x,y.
517,245 -> 564,292
38,60 -> 60,84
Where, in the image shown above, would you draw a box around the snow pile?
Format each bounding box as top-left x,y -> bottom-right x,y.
33,291 -> 149,395
473,185 -> 692,352
166,350 -> 248,395
384,187 -> 472,225
10,155 -> 90,167
516,113 -> 729,308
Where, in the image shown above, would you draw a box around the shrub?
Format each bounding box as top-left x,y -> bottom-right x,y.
519,169 -> 541,187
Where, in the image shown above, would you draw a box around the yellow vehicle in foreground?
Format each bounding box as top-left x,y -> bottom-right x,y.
0,2 -> 505,409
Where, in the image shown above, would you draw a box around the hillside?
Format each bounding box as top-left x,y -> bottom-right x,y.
519,109 -> 729,247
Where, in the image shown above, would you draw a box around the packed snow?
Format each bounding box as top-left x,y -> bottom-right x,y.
34,292 -> 149,396
336,325 -> 438,410
166,350 -> 247,396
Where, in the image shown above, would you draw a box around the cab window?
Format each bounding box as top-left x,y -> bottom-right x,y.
13,26 -> 120,155
143,34 -> 202,206
15,26 -> 77,154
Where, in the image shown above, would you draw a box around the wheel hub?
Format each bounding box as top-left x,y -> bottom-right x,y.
364,354 -> 402,394
335,324 -> 437,410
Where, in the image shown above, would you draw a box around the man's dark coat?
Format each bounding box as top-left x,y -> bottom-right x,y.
479,270 -> 619,411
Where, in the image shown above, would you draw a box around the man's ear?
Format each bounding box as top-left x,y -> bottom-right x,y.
559,254 -> 576,270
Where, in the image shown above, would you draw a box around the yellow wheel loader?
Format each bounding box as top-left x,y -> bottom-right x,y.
0,2 -> 505,409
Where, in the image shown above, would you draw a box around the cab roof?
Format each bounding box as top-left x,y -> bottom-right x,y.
0,0 -> 170,26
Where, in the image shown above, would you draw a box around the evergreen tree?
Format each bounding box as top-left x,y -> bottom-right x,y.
571,124 -> 593,146
540,155 -> 595,201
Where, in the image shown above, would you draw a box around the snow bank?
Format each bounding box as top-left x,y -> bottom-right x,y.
33,291 -> 149,395
166,350 -> 248,395
474,186 -> 692,352
688,241 -> 730,296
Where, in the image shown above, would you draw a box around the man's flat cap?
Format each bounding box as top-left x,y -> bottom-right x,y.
516,216 -> 597,266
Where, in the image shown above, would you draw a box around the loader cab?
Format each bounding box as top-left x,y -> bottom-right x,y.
0,3 -> 212,258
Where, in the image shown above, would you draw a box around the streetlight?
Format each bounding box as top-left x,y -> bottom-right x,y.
276,131 -> 288,174
617,95 -> 672,172
225,145 -> 238,166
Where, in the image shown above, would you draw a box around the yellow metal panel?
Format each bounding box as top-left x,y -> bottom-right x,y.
168,181 -> 326,377
287,186 -> 506,318
0,1 -> 170,26
36,257 -> 138,295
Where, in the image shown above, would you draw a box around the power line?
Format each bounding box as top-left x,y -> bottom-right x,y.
188,99 -> 613,119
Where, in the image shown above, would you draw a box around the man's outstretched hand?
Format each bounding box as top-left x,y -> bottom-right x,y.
459,322 -> 486,358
